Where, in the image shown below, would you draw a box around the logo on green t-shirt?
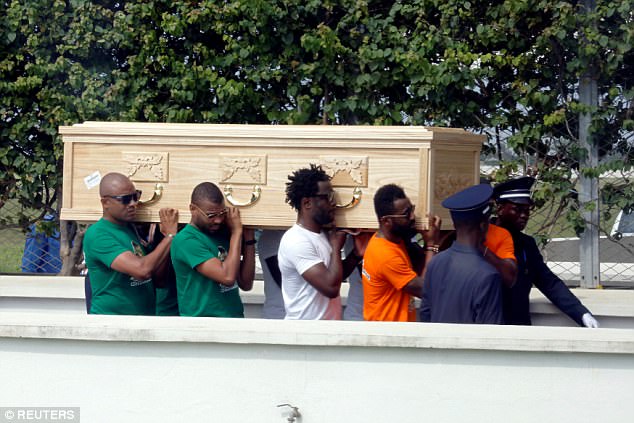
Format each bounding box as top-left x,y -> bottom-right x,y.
131,240 -> 144,257
217,245 -> 227,261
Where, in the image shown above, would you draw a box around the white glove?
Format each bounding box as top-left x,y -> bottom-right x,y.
582,313 -> 599,328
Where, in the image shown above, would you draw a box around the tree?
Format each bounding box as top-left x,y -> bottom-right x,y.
1,0 -> 121,273
1,0 -> 632,274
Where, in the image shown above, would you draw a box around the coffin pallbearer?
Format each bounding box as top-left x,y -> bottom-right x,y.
361,184 -> 441,321
420,184 -> 504,324
171,182 -> 255,317
493,177 -> 599,327
83,172 -> 178,315
278,164 -> 365,320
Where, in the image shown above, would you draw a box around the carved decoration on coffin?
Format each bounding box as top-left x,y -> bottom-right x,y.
123,152 -> 169,182
220,155 -> 267,184
320,156 -> 368,187
434,173 -> 473,200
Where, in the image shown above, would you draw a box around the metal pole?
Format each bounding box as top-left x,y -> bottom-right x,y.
578,0 -> 600,288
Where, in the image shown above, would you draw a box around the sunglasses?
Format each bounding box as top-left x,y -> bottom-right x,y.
104,190 -> 142,205
313,191 -> 336,203
193,203 -> 228,219
383,205 -> 415,219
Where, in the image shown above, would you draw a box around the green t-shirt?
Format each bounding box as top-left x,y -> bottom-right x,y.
84,218 -> 156,315
156,282 -> 179,316
171,224 -> 244,317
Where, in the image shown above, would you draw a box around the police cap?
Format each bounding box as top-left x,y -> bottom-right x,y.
493,176 -> 535,205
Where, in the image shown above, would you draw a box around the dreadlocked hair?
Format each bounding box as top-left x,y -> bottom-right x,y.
285,164 -> 330,211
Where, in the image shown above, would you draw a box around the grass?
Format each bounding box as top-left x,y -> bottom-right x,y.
524,197 -> 621,241
0,198 -> 38,274
0,228 -> 26,273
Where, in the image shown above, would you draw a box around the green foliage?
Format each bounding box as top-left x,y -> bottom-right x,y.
1,0 -> 632,245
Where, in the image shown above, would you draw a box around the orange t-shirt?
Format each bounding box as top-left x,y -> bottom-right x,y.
361,234 -> 417,322
485,223 -> 516,261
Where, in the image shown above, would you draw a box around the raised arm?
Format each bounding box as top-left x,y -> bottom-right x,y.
301,230 -> 347,298
341,231 -> 372,279
110,208 -> 179,284
237,228 -> 256,291
526,235 -> 593,327
194,207 -> 243,286
402,214 -> 442,298
483,224 -> 518,288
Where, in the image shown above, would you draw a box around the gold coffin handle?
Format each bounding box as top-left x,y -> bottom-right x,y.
336,186 -> 362,209
138,183 -> 163,207
224,185 -> 262,207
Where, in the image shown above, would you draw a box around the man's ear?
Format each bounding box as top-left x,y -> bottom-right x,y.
301,196 -> 312,211
100,197 -> 109,209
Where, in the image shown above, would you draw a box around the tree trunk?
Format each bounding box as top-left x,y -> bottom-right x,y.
56,185 -> 87,276
59,220 -> 86,276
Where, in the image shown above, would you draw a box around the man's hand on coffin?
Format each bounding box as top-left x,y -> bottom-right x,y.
328,229 -> 347,252
111,209 -> 178,282
421,214 -> 442,247
352,231 -> 373,257
225,207 -> 243,234
159,208 -> 179,237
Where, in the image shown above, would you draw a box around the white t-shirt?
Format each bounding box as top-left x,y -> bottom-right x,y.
278,224 -> 342,320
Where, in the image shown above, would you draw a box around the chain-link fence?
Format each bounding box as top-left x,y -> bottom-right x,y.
542,239 -> 634,288
0,200 -> 61,275
532,199 -> 634,289
1,183 -> 633,288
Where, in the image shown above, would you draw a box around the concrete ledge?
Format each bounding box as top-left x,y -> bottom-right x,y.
1,311 -> 633,354
2,275 -> 633,324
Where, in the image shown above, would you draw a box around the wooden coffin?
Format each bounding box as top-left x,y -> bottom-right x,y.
59,122 -> 484,230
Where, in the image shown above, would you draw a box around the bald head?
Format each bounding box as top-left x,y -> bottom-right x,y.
99,172 -> 134,197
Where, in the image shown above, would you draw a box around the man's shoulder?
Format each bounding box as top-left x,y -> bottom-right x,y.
487,223 -> 513,245
174,225 -> 224,249
85,218 -> 107,236
279,225 -> 312,248
281,224 -> 302,239
432,246 -> 491,269
173,224 -> 196,240
365,235 -> 405,258
513,230 -> 537,246
426,248 -> 452,268
85,219 -> 127,243
175,224 -> 211,240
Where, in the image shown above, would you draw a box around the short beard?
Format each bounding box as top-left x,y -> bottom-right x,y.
314,210 -> 334,227
393,223 -> 415,240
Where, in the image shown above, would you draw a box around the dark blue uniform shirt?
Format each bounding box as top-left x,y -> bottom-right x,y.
502,229 -> 589,326
420,243 -> 504,324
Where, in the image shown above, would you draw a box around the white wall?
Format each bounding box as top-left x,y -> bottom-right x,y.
1,313 -> 633,423
2,276 -> 634,328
